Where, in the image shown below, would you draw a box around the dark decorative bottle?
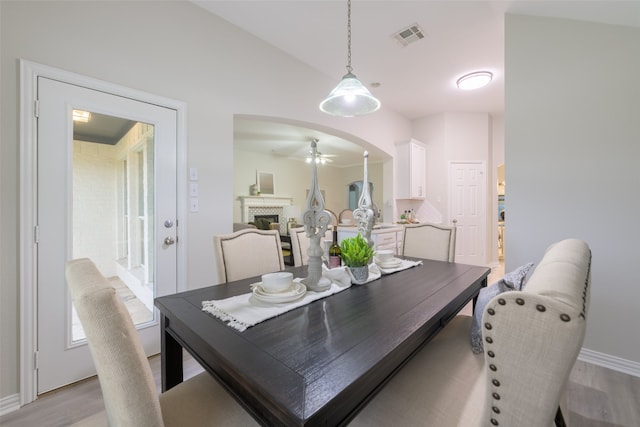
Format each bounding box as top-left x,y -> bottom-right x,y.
329,230 -> 342,268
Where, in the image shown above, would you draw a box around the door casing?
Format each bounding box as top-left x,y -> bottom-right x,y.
448,161 -> 487,265
19,60 -> 188,405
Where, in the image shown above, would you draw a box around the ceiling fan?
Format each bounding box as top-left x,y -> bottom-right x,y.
305,149 -> 336,164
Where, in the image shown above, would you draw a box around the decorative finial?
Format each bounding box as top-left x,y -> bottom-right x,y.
353,151 -> 374,247
301,139 -> 331,291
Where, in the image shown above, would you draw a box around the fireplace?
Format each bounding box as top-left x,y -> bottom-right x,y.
253,214 -> 279,225
239,196 -> 293,236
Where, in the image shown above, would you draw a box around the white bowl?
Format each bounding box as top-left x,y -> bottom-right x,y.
261,272 -> 293,293
376,249 -> 394,262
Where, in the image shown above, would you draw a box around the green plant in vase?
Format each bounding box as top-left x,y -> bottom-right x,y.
340,233 -> 375,284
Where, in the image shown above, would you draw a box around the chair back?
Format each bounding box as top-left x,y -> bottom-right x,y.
325,209 -> 338,227
66,258 -> 165,427
338,209 -> 354,224
214,228 -> 285,283
402,223 -> 456,262
462,238 -> 592,426
289,225 -> 332,267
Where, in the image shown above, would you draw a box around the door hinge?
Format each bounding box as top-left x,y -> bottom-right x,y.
34,100 -> 40,118
34,225 -> 39,244
34,351 -> 39,370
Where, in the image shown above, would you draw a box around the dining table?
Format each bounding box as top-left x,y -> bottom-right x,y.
154,258 -> 490,426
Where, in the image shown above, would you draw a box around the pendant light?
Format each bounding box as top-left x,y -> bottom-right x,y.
319,0 -> 380,117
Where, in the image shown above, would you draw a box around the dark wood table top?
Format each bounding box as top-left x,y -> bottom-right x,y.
155,259 -> 489,426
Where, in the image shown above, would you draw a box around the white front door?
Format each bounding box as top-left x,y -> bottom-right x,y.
36,77 -> 178,393
449,162 -> 486,265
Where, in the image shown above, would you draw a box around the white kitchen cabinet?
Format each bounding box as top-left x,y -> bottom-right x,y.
337,226 -> 403,255
396,140 -> 426,200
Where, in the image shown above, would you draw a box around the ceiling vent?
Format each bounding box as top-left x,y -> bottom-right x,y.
392,24 -> 425,47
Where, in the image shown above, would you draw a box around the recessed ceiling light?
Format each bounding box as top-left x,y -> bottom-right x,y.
456,71 -> 493,90
72,109 -> 91,122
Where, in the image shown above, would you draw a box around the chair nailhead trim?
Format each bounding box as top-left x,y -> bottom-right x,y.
492,406 -> 501,414
487,350 -> 495,358
491,419 -> 499,425
560,313 -> 571,322
516,298 -> 525,305
492,379 -> 501,387
484,322 -> 493,330
492,392 -> 501,400
498,298 -> 506,305
487,308 -> 495,315
485,336 -> 493,344
536,304 -> 546,312
489,364 -> 497,371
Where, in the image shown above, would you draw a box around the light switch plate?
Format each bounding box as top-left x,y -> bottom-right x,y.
189,167 -> 198,181
190,182 -> 199,197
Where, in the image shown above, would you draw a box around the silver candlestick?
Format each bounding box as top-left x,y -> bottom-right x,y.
353,151 -> 375,248
302,139 -> 331,291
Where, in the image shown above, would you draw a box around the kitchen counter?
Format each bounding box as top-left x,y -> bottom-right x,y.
337,225 -> 404,254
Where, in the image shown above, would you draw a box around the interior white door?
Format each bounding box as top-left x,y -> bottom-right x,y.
36,77 -> 178,393
449,162 -> 486,265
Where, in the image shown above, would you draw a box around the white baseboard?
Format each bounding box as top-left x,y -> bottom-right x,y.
0,393 -> 20,416
579,347 -> 640,378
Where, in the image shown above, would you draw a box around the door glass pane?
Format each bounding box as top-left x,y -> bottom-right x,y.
71,110 -> 154,342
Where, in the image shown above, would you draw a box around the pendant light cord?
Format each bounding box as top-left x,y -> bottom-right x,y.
346,0 -> 352,74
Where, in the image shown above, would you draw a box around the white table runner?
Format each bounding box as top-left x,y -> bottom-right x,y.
377,259 -> 423,275
202,261 -> 421,331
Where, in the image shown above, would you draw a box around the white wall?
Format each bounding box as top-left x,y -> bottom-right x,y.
233,149 -> 384,223
412,112 -> 496,264
72,140 -> 118,277
0,1 -> 411,401
505,15 -> 640,365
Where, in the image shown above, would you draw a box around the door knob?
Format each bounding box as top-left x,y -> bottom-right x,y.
164,237 -> 176,246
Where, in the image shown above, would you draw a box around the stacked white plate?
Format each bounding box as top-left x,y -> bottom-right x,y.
252,281 -> 307,303
374,257 -> 403,269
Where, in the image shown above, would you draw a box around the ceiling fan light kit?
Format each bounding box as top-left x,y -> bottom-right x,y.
456,71 -> 493,90
320,0 -> 380,117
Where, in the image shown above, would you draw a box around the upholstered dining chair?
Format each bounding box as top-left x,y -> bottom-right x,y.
401,222 -> 457,262
338,209 -> 354,224
351,238 -> 591,427
325,209 -> 339,227
289,225 -> 332,267
66,258 -> 257,427
214,228 -> 285,283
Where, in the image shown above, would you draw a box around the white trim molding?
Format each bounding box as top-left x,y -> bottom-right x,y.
579,348 -> 640,378
0,394 -> 21,416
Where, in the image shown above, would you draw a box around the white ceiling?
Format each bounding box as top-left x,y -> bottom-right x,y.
196,1 -> 640,166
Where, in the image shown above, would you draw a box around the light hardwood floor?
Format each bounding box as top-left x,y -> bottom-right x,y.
3,263 -> 639,426
2,353 -> 638,426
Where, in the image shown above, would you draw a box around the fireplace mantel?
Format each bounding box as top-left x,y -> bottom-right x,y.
238,195 -> 293,224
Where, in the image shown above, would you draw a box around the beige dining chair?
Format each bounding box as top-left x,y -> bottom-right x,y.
289,225 -> 332,267
325,209 -> 339,227
338,209 -> 354,224
351,238 -> 591,427
401,222 -> 457,262
66,258 -> 257,427
214,228 -> 285,283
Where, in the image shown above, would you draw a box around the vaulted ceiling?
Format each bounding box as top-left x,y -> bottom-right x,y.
197,1 -> 640,166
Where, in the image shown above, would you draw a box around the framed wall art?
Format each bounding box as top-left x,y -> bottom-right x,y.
256,171 -> 275,195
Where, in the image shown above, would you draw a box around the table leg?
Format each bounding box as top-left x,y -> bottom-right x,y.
161,313 -> 183,392
472,277 -> 488,313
